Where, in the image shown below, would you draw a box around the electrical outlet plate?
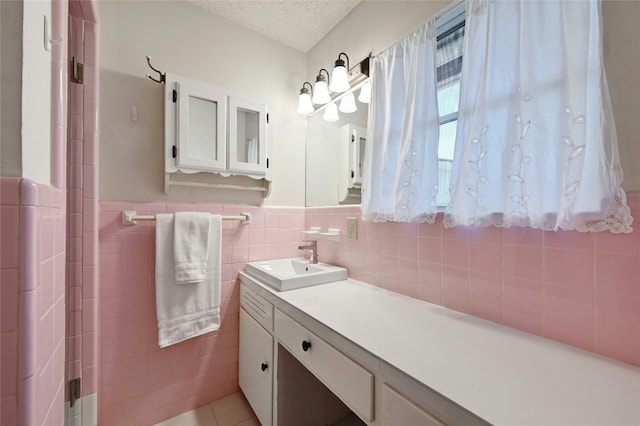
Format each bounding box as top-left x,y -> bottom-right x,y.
346,217 -> 358,240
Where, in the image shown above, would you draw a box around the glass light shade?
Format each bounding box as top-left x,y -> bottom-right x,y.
338,92 -> 357,113
358,81 -> 371,104
312,80 -> 331,105
297,92 -> 314,115
323,103 -> 339,122
329,66 -> 350,93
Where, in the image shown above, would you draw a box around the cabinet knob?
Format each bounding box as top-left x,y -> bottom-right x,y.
261,362 -> 268,372
302,340 -> 312,352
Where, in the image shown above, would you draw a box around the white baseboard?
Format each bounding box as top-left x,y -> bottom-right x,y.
65,393 -> 97,426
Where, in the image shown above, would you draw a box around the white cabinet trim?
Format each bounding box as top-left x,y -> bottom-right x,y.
176,80 -> 227,173
228,96 -> 267,175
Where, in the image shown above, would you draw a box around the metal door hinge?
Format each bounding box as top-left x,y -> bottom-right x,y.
70,57 -> 83,84
69,378 -> 81,407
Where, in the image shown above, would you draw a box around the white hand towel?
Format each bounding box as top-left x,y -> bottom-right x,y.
155,213 -> 222,348
174,212 -> 211,284
247,137 -> 258,164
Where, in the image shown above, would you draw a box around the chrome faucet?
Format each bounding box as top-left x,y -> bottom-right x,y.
298,240 -> 318,264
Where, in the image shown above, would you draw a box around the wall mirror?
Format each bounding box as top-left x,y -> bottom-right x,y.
305,81 -> 369,207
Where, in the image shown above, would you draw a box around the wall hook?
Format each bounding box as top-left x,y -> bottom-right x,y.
44,15 -> 63,52
146,56 -> 166,84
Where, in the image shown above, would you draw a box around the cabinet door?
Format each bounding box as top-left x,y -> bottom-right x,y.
351,126 -> 366,186
381,384 -> 445,426
240,308 -> 273,426
228,96 -> 267,176
176,80 -> 227,172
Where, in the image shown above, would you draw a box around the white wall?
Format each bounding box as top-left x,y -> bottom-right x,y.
1,0 -> 54,183
22,0 -> 53,184
98,0 -> 307,206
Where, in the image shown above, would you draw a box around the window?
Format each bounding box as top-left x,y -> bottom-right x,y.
364,0 -> 630,232
362,1 -> 467,223
435,6 -> 465,207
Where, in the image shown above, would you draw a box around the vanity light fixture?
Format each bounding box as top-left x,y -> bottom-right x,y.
329,52 -> 350,93
312,69 -> 331,105
338,92 -> 357,113
297,82 -> 314,115
323,103 -> 340,122
358,80 -> 371,104
297,54 -> 371,116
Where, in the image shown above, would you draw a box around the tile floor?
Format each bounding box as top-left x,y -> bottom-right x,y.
154,392 -> 259,426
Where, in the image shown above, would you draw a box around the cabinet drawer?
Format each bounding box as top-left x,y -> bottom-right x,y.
275,310 -> 374,421
240,285 -> 274,332
381,384 -> 445,426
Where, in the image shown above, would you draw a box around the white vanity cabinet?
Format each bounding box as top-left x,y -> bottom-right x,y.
275,310 -> 374,422
239,286 -> 274,426
164,73 -> 271,193
238,278 -> 462,426
239,274 -> 640,426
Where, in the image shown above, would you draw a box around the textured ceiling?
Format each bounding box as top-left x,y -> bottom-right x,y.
188,0 -> 361,52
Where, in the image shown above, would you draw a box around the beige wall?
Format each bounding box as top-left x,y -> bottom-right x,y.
98,0 -> 307,205
0,1 -> 23,178
306,1 -> 450,79
602,0 -> 640,192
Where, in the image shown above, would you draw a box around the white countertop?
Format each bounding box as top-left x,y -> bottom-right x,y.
241,274 -> 640,425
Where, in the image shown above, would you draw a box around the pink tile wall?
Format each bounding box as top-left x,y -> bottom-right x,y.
66,9 -> 100,401
98,202 -> 303,425
1,178 -> 20,426
1,178 -> 67,426
307,193 -> 640,367
66,12 -> 83,391
0,1 -> 70,424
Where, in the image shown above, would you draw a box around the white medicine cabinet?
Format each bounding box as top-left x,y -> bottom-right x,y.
164,73 -> 271,193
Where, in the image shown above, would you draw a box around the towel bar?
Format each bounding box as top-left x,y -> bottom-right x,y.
122,210 -> 251,225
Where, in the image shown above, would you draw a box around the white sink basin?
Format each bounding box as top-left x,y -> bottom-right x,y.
243,258 -> 347,291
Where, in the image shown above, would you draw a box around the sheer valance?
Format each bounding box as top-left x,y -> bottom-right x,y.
445,0 -> 632,233
361,0 -> 633,233
361,19 -> 440,223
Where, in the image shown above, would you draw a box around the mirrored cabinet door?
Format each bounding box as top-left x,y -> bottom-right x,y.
351,126 -> 366,187
176,81 -> 227,172
228,96 -> 267,176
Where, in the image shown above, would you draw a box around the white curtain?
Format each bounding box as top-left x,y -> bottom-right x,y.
361,19 -> 440,223
445,0 -> 632,233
